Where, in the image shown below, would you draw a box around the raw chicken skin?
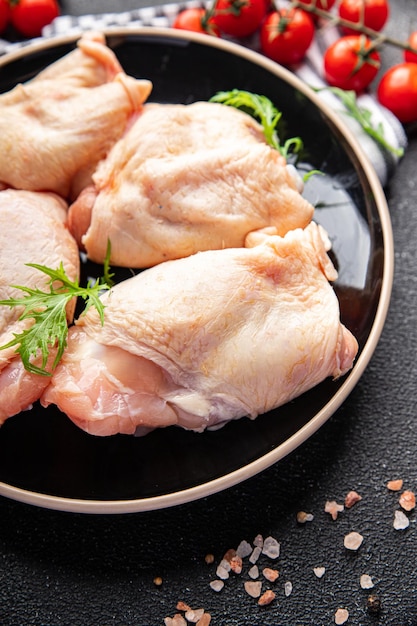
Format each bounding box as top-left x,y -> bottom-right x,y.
0,32 -> 152,199
69,101 -> 314,268
0,189 -> 80,425
41,222 -> 358,437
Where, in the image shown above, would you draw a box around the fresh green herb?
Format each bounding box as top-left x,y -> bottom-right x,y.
209,89 -> 303,159
315,86 -> 404,158
0,257 -> 112,377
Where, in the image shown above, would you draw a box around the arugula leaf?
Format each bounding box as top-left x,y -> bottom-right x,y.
0,257 -> 112,377
209,89 -> 303,158
315,86 -> 404,158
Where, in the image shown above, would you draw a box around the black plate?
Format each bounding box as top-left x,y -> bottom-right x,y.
0,28 -> 393,513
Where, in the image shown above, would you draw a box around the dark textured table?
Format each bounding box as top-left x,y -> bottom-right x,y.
1,1 -> 417,625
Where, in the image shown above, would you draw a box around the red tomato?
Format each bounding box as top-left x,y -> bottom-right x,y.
211,0 -> 266,38
323,35 -> 380,93
172,8 -> 220,36
297,0 -> 336,11
338,0 -> 389,35
377,63 -> 417,123
10,0 -> 60,38
0,0 -> 10,34
260,8 -> 315,66
404,31 -> 417,64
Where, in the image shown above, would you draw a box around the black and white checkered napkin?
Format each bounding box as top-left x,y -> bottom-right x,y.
0,0 -> 407,186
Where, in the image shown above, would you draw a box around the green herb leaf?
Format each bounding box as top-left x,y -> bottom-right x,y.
210,89 -> 304,158
0,253 -> 113,376
315,86 -> 404,158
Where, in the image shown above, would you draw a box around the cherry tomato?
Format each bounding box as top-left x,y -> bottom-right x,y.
404,31 -> 417,64
10,0 -> 60,38
297,0 -> 336,11
0,0 -> 10,34
338,0 -> 389,35
172,8 -> 220,36
377,62 -> 417,123
260,8 -> 315,66
211,0 -> 266,38
323,35 -> 380,93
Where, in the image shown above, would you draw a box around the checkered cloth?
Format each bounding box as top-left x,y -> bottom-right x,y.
0,0 -> 407,186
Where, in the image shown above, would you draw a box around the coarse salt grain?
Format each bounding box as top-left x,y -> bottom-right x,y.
399,490 -> 416,511
284,581 -> 293,597
184,608 -> 204,622
176,601 -> 191,612
393,509 -> 410,530
325,500 -> 344,520
236,540 -> 252,559
258,589 -> 276,606
171,614 -> 187,626
216,564 -> 229,580
262,536 -> 280,559
360,574 -> 374,589
387,479 -> 403,491
296,511 -> 314,523
244,580 -> 262,598
344,490 -> 362,508
204,553 -> 214,565
209,580 -> 224,592
196,613 -> 211,626
313,567 -> 326,578
253,534 -> 264,548
335,608 -> 349,624
249,564 -> 259,579
230,554 -> 243,574
344,531 -> 364,551
263,567 -> 279,582
249,546 -> 262,564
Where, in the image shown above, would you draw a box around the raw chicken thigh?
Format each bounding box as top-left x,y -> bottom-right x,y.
0,32 -> 152,199
41,222 -> 358,437
68,101 -> 314,268
0,189 -> 79,425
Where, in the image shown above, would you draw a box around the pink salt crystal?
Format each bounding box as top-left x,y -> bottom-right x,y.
335,608 -> 349,624
284,581 -> 293,597
258,589 -> 276,606
313,567 -> 326,579
296,511 -> 314,523
244,580 -> 262,598
344,491 -> 362,508
360,574 -> 374,590
249,546 -> 262,564
393,509 -> 410,530
262,536 -> 280,559
230,554 -> 243,574
399,490 -> 416,511
387,479 -> 403,491
209,580 -> 224,592
263,567 -> 279,582
249,565 -> 259,579
172,615 -> 187,626
196,614 -> 211,626
253,534 -> 264,548
344,531 -> 364,551
185,608 -> 204,623
325,500 -> 344,520
236,540 -> 252,558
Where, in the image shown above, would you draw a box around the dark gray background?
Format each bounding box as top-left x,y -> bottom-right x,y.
1,1 -> 417,624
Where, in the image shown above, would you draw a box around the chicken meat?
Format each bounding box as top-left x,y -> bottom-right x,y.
41,222 -> 358,437
0,32 -> 152,199
0,189 -> 80,425
68,101 -> 314,268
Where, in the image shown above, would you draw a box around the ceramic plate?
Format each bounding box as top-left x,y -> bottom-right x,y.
0,28 -> 393,513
